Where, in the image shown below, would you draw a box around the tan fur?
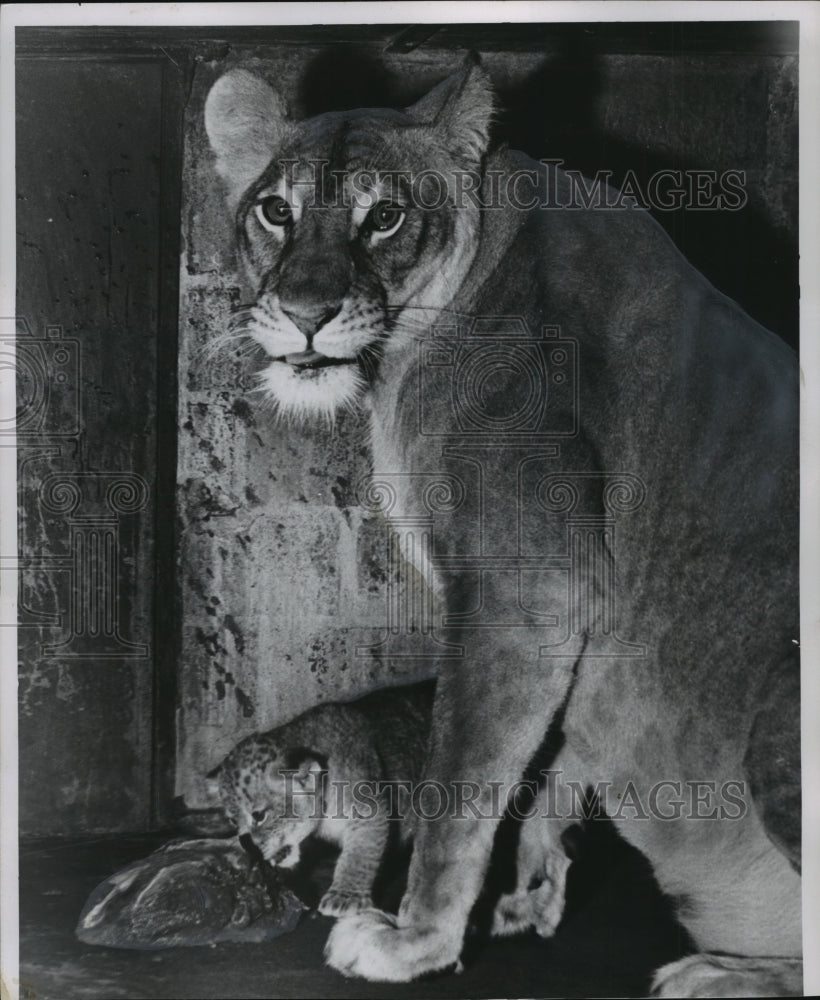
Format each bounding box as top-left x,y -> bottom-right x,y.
652,955 -> 802,998
207,683 -> 433,918
204,57 -> 801,995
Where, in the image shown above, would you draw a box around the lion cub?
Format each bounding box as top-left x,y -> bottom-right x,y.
207,681 -> 434,917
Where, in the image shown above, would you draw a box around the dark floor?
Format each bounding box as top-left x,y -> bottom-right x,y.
19,821 -> 691,999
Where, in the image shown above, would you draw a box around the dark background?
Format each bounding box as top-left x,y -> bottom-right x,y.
16,20 -> 798,836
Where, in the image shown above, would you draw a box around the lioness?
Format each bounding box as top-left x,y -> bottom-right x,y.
204,56 -> 801,996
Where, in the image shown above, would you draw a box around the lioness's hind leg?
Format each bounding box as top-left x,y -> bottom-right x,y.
492,782 -> 573,938
651,954 -> 802,998
491,847 -> 570,938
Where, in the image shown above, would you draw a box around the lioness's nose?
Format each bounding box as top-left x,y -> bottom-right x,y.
275,229 -> 352,338
280,303 -> 341,340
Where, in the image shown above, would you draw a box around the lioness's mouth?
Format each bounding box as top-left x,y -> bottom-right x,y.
277,349 -> 355,371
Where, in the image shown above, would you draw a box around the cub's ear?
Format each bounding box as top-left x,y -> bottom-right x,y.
405,52 -> 494,166
281,746 -> 328,789
204,69 -> 291,207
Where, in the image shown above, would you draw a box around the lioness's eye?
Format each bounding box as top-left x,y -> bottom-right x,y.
366,201 -> 406,238
255,195 -> 292,231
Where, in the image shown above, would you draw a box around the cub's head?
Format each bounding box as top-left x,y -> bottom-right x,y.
204,56 -> 493,420
207,736 -> 327,868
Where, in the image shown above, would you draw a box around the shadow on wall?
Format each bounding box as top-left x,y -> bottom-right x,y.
298,40 -> 798,351
300,47 -> 403,114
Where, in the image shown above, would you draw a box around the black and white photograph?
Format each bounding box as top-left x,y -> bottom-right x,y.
2,3 -> 818,998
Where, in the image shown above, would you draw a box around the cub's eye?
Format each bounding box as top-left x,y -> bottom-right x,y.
366,201 -> 406,238
255,195 -> 292,231
251,808 -> 268,824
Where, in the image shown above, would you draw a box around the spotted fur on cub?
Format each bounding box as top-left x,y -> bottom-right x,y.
207,682 -> 434,918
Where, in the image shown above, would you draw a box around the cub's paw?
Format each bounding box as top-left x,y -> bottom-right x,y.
318,889 -> 373,918
325,909 -> 461,982
652,954 -> 803,998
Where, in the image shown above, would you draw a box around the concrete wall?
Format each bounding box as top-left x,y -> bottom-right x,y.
176,38 -> 797,806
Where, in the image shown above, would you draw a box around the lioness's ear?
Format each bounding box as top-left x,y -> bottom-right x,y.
204,69 -> 291,206
406,52 -> 494,166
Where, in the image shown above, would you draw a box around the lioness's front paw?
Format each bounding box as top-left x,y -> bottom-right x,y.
318,889 -> 373,917
325,909 -> 461,982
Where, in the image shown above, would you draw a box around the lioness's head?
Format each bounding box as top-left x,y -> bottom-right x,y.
207,738 -> 327,868
204,56 -> 493,420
